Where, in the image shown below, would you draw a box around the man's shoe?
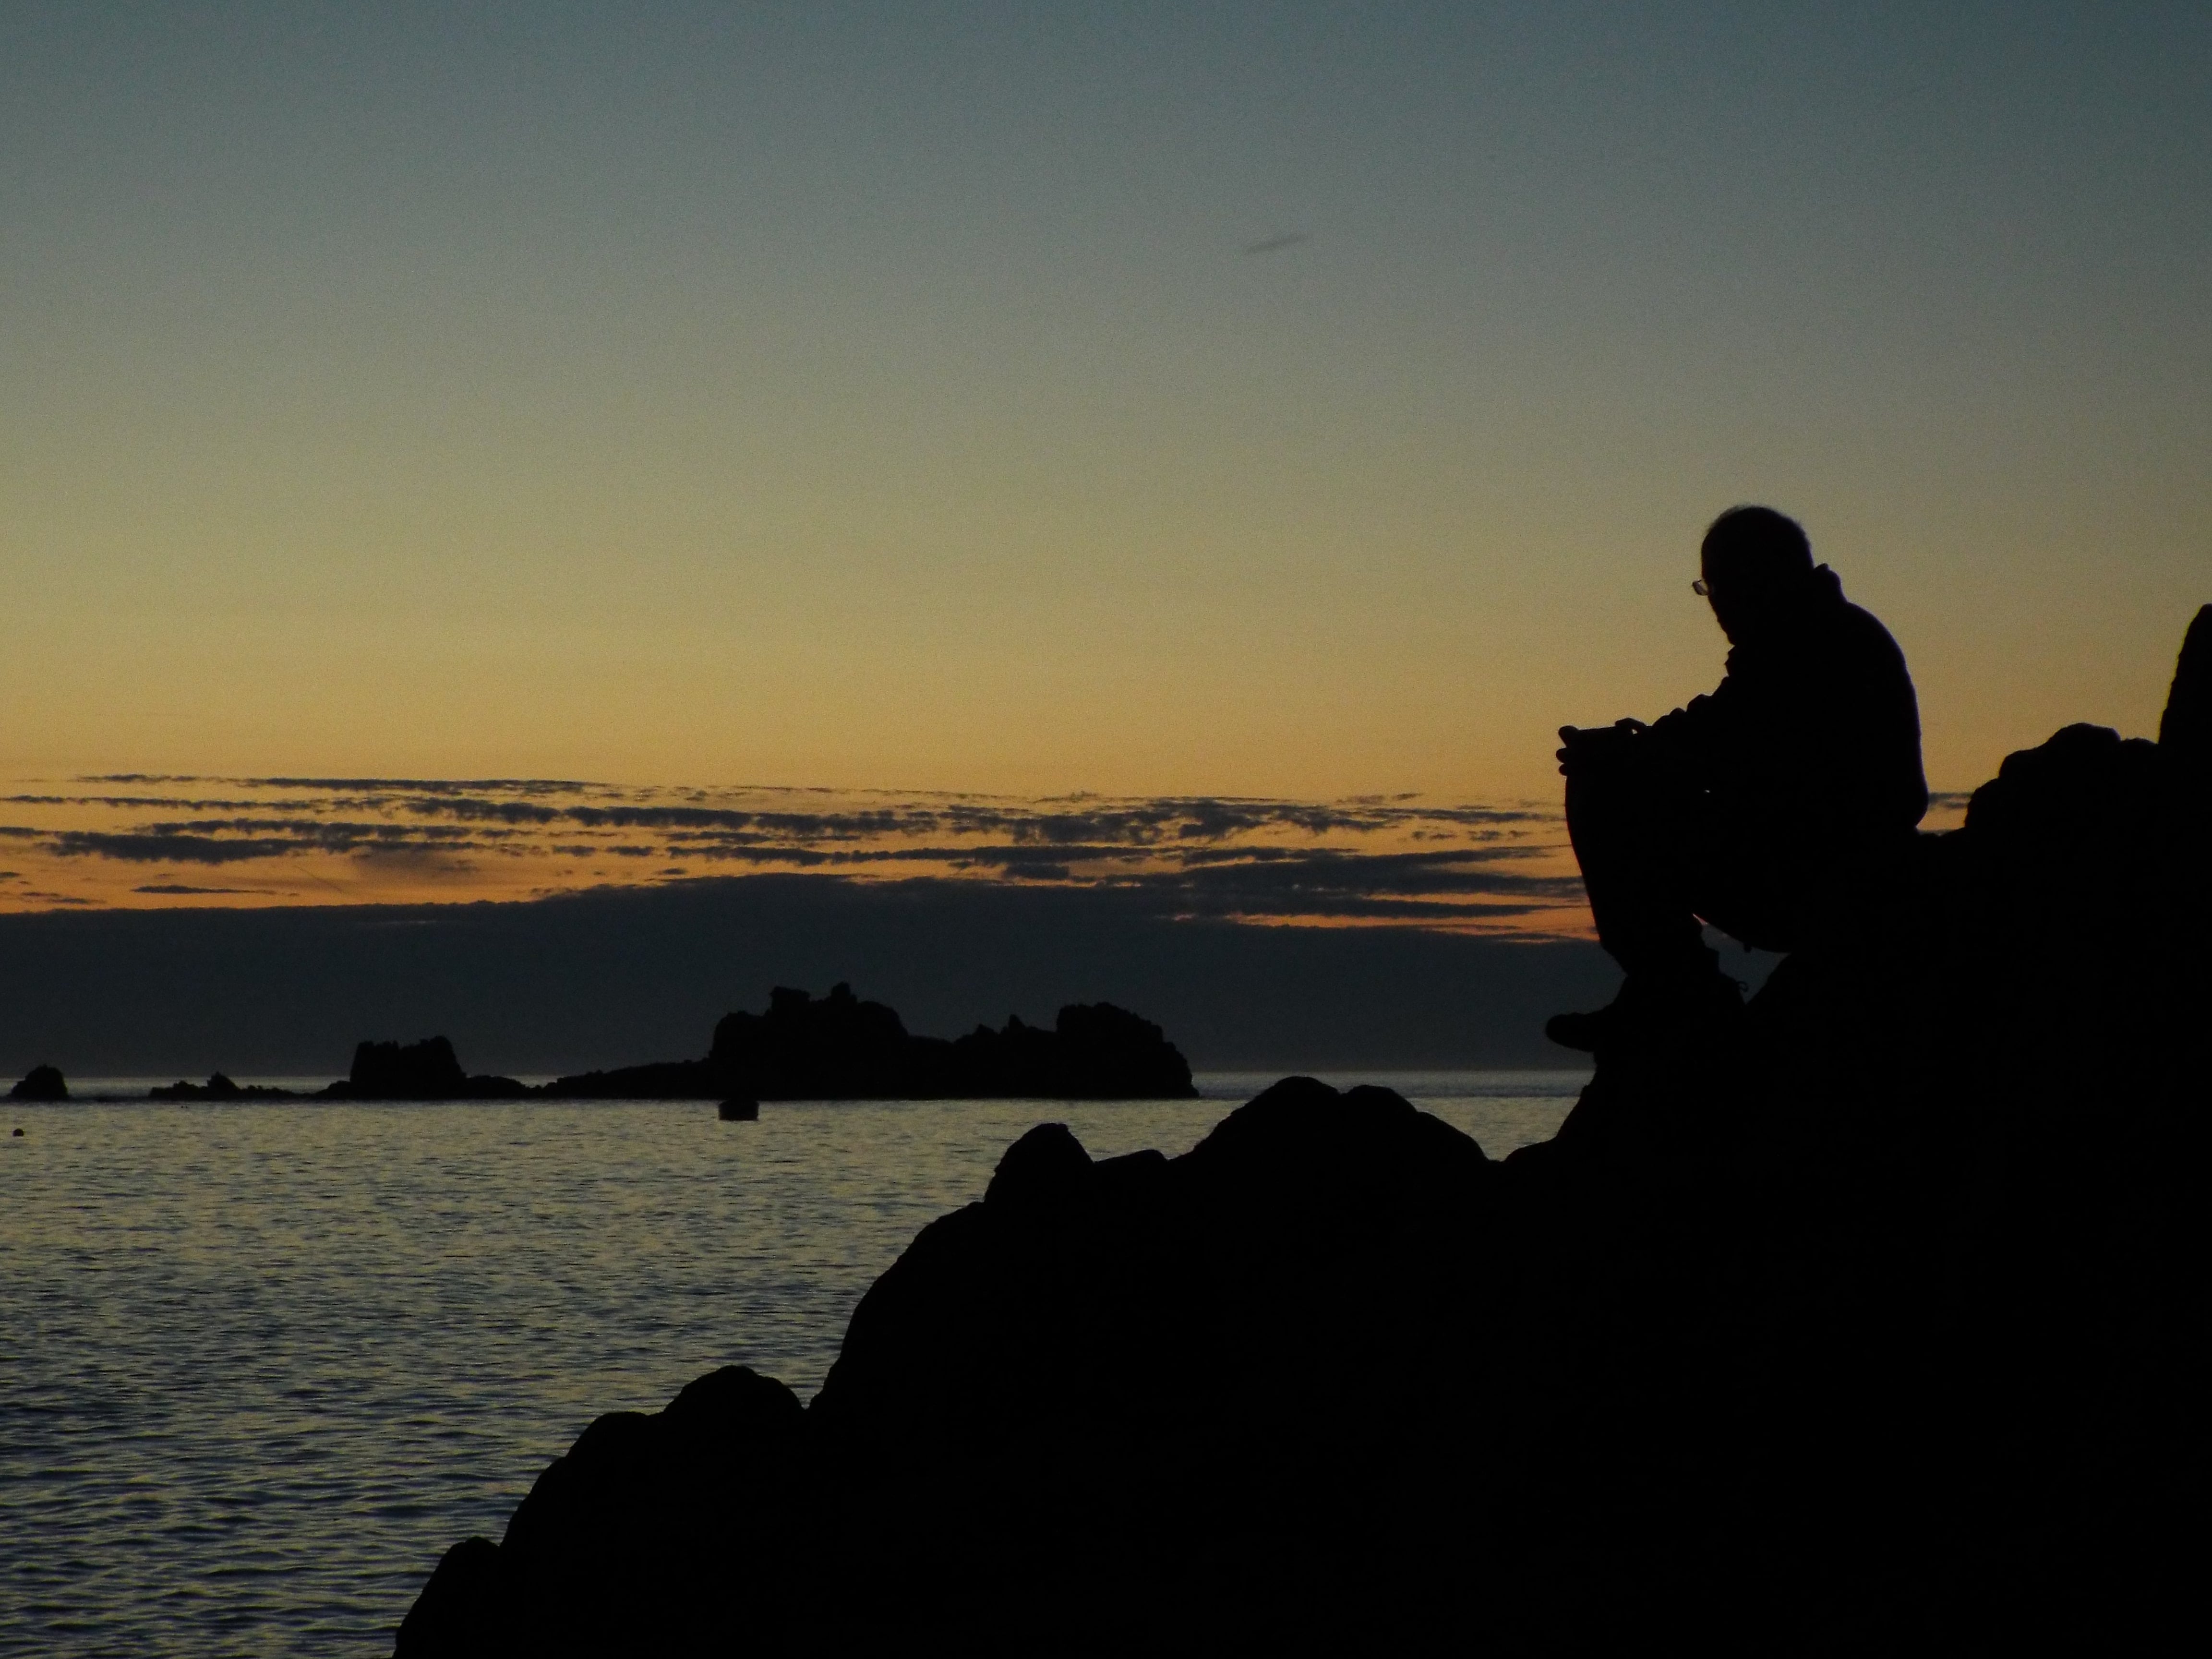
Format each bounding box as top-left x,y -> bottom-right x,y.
1546,967 -> 1744,1055
1545,1007 -> 1611,1052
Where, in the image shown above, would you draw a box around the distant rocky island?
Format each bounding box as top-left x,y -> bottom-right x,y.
539,984 -> 1196,1102
18,985 -> 1197,1105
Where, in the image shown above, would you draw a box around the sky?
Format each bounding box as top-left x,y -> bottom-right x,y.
3,1 -> 2206,920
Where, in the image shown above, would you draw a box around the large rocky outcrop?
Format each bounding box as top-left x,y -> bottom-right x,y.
397,612 -> 2210,1654
397,1368 -> 810,1654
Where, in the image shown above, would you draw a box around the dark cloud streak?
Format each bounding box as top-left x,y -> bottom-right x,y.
12,780 -> 1580,927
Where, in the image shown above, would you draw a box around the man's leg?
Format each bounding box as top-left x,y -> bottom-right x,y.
1548,738 -> 1738,1052
1564,746 -> 1711,979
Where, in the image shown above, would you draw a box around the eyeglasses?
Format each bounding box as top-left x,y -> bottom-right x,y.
1691,578 -> 1712,597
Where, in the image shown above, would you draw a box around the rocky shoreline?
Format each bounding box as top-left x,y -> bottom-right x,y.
393,608 -> 2210,1653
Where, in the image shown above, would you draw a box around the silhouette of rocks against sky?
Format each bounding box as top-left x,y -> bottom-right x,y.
2158,604 -> 2211,761
393,608 -> 2212,1655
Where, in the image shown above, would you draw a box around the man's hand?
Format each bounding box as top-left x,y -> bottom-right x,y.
1556,718 -> 1648,778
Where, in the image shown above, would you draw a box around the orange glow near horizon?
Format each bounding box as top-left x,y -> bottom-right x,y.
0,773 -> 1981,932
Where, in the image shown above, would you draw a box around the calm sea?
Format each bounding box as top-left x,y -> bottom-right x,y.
1,1072 -> 1584,1657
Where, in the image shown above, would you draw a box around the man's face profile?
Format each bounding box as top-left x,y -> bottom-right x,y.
1696,505 -> 1815,646
1699,547 -> 1803,646
1699,555 -> 1756,644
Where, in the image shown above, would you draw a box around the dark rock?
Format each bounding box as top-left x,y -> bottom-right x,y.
394,1367 -> 808,1658
396,1538 -> 500,1657
398,619 -> 2212,1654
322,1037 -> 529,1101
9,1064 -> 67,1102
716,1096 -> 757,1121
2158,602 -> 2211,765
353,1036 -> 467,1098
797,1076 -> 1493,1650
981,1121 -> 1090,1211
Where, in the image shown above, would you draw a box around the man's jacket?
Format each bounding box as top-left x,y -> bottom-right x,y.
1647,565 -> 1929,855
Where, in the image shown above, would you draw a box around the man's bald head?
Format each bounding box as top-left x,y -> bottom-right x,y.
1702,506 -> 1812,584
1700,506 -> 1817,643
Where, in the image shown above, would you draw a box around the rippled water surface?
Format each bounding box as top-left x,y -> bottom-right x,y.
1,1072 -> 1581,1657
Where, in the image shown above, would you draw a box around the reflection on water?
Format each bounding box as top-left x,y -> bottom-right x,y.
0,1074 -> 1582,1656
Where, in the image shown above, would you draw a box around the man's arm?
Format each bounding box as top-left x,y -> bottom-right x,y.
1642,657 -> 1741,779
1560,657 -> 1738,780
1556,718 -> 1647,777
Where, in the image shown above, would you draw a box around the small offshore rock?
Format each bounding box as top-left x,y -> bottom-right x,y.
717,1096 -> 758,1121
9,1065 -> 67,1102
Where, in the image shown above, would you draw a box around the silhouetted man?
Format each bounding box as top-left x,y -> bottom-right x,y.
1548,506 -> 1927,1051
